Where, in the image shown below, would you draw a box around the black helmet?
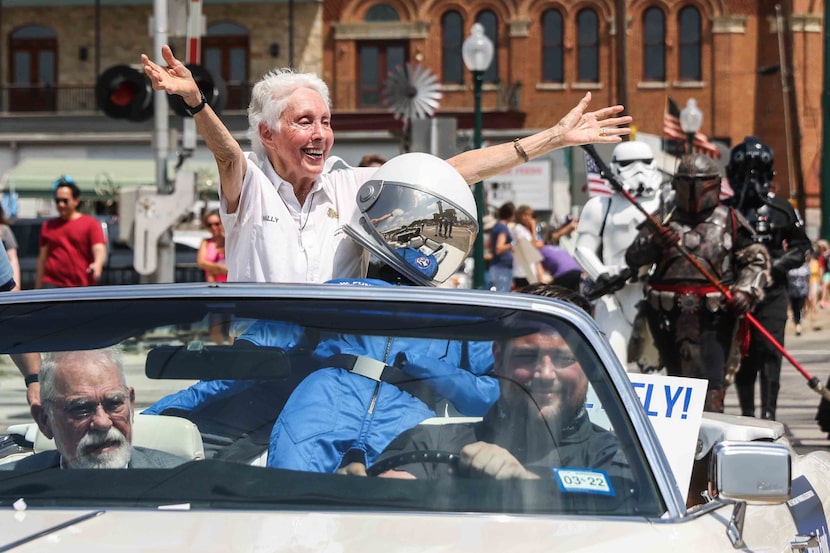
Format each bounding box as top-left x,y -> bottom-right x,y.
726,136 -> 773,208
672,154 -> 721,215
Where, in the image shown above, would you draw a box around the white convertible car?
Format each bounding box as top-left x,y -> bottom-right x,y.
0,283 -> 827,552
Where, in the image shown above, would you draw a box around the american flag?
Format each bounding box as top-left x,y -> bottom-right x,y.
584,152 -> 613,197
663,97 -> 721,159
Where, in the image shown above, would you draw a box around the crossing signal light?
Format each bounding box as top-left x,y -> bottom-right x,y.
167,64 -> 226,117
95,65 -> 154,122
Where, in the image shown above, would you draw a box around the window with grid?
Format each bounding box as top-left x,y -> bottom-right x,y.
542,9 -> 564,83
642,7 -> 665,81
577,9 -> 599,82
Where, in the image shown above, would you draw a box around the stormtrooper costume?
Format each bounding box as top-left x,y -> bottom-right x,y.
574,142 -> 664,368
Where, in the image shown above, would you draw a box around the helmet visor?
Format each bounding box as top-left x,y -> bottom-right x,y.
353,180 -> 479,286
673,176 -> 721,214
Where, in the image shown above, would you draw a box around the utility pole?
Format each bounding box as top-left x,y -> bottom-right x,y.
149,0 -> 174,283
614,0 -> 628,123
777,2 -> 806,217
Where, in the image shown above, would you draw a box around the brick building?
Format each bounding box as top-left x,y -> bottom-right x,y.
325,0 -> 825,233
0,0 -> 825,233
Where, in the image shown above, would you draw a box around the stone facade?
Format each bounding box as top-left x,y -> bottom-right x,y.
0,2 -> 323,85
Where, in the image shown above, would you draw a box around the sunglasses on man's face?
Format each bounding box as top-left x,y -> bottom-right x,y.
54,197 -> 71,205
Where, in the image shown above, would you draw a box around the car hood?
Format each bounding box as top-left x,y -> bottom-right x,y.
0,504 -> 761,553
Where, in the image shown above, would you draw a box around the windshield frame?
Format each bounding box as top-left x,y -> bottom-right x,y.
0,283 -> 683,517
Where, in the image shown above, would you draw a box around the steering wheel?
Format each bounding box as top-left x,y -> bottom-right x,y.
366,450 -> 460,477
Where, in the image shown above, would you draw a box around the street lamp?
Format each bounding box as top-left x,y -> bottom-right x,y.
679,98 -> 702,155
462,23 -> 494,290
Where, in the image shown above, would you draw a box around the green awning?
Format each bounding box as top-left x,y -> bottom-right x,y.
0,158 -> 220,198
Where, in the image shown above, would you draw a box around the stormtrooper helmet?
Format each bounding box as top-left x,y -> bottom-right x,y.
343,153 -> 478,287
610,141 -> 662,198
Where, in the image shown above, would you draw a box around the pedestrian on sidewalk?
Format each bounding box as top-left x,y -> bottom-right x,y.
787,259 -> 809,336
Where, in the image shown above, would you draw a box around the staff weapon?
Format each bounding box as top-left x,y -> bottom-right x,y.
581,144 -> 830,400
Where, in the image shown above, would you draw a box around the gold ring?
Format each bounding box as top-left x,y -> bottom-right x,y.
600,128 -> 606,137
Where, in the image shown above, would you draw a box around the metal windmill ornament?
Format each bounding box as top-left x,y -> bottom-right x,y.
384,63 -> 442,123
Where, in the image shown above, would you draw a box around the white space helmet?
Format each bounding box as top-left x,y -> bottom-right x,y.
343,152 -> 478,287
610,141 -> 662,198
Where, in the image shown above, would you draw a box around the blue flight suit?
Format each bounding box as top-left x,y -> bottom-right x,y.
144,279 -> 498,473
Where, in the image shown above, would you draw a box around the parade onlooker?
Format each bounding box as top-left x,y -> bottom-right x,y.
817,240 -> 830,308
511,204 -> 543,288
197,210 -> 230,344
358,153 -> 387,168
489,202 -> 515,292
35,177 -> 107,289
538,230 -> 583,292
807,247 -> 822,327
0,205 -> 20,291
787,259 -> 810,336
197,210 -> 228,283
551,214 -> 579,254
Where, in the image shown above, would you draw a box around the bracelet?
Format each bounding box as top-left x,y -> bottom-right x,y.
24,374 -> 38,387
184,90 -> 207,117
513,138 -> 529,163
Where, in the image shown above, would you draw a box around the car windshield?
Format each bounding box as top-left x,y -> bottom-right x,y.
0,285 -> 664,517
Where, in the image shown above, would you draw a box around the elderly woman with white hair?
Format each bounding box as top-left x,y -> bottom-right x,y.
141,45 -> 631,285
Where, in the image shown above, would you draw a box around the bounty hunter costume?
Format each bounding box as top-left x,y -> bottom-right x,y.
625,154 -> 770,412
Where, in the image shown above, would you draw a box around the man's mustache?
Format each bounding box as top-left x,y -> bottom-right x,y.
78,427 -> 128,456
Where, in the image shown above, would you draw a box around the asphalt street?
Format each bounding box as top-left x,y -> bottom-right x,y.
0,306 -> 828,456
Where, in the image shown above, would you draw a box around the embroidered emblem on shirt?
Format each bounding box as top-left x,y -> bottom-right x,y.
327,208 -> 338,219
262,215 -> 279,223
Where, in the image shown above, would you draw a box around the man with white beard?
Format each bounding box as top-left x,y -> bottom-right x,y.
2,348 -> 185,470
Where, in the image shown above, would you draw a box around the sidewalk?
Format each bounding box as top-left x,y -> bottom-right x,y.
723,300 -> 830,455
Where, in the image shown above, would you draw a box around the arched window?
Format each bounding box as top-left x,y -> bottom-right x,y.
203,22 -> 249,109
576,8 -> 599,82
475,10 -> 499,83
358,43 -> 407,107
9,24 -> 57,112
541,9 -> 564,83
642,7 -> 665,81
358,4 -> 405,108
678,5 -> 701,80
442,11 -> 464,84
365,3 -> 400,22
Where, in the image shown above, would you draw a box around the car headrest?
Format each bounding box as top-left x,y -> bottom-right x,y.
33,413 -> 205,461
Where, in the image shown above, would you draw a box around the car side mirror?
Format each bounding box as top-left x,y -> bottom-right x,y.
709,441 -> 791,549
709,440 -> 791,503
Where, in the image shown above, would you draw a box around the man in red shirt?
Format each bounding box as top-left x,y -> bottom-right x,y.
35,177 -> 107,288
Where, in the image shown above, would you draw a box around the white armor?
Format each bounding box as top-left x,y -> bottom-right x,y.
574,142 -> 663,368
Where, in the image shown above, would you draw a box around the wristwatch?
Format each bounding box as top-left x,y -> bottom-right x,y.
184,91 -> 207,117
24,374 -> 38,387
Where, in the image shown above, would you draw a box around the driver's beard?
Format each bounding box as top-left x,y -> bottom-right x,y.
66,427 -> 132,469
